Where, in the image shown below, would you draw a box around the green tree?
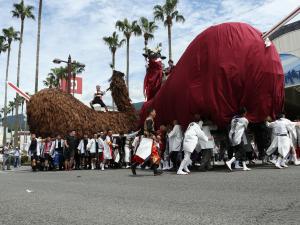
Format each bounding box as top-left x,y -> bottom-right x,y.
0,36 -> 8,54
153,0 -> 185,60
34,0 -> 43,93
139,17 -> 158,52
12,0 -> 35,147
2,27 -> 20,146
103,31 -> 125,70
115,19 -> 141,92
43,71 -> 59,88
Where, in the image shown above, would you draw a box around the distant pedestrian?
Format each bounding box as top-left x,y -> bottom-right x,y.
2,143 -> 11,171
14,147 -> 20,168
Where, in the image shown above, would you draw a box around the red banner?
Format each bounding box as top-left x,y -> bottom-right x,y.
60,76 -> 82,94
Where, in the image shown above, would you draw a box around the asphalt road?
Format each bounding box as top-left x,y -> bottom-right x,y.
0,165 -> 299,225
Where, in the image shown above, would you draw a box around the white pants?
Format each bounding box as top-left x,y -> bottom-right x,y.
178,151 -> 191,171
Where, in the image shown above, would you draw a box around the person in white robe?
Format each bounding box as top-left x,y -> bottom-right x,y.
266,114 -> 300,168
26,134 -> 42,171
168,120 -> 183,171
97,134 -> 108,171
177,115 -> 208,175
87,134 -> 98,170
51,135 -> 64,170
77,135 -> 91,169
226,108 -> 251,171
198,121 -> 217,171
124,131 -> 139,168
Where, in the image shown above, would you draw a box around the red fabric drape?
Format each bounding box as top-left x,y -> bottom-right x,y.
140,22 -> 285,129
144,58 -> 163,100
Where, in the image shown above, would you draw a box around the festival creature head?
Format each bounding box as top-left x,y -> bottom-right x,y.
143,43 -> 166,61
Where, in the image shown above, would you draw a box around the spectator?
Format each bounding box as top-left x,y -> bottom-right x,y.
14,147 -> 20,168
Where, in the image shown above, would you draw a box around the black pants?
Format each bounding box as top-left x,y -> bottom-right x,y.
199,149 -> 212,170
170,151 -> 181,170
74,153 -> 80,169
233,143 -> 246,161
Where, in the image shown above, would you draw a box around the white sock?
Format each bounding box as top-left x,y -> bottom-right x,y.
228,157 -> 236,164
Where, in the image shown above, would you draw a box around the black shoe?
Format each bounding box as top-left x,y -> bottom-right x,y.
131,165 -> 137,175
154,171 -> 163,176
198,167 -> 207,172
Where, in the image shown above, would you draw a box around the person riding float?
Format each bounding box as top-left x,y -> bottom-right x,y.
90,85 -> 109,112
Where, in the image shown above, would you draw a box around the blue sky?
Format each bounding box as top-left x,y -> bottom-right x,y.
0,0 -> 299,108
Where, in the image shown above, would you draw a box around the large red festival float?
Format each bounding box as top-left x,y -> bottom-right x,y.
141,22 -> 285,129
27,22 -> 285,136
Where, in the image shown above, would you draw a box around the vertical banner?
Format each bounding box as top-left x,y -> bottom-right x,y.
60,76 -> 82,94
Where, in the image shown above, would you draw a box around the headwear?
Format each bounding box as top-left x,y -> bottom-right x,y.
143,43 -> 166,60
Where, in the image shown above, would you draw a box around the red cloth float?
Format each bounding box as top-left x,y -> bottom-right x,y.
140,22 -> 285,129
144,58 -> 163,100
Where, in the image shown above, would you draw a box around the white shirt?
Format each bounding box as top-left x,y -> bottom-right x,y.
229,117 -> 249,146
77,139 -> 91,154
266,118 -> 295,135
88,139 -> 97,154
183,122 -> 208,153
168,125 -> 183,152
199,125 -> 217,149
97,138 -> 105,153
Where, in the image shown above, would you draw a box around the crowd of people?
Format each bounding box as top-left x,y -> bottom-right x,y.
22,107 -> 300,175
1,143 -> 21,170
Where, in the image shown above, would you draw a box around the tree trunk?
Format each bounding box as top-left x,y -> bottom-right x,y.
34,0 -> 43,93
14,19 -> 24,148
2,45 -> 11,146
11,109 -> 14,143
144,38 -> 148,52
112,51 -> 115,69
21,102 -> 24,131
112,51 -> 115,111
126,37 -> 130,94
167,24 -> 172,60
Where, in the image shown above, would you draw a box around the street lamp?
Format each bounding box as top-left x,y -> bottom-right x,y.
53,55 -> 85,95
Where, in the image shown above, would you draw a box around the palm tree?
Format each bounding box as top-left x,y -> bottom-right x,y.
8,100 -> 15,143
12,0 -> 35,147
139,17 -> 158,52
103,31 -> 125,110
34,0 -> 43,93
43,72 -> 59,88
2,27 -> 20,146
0,36 -> 8,54
153,0 -> 185,60
115,19 -> 142,92
14,96 -> 23,131
103,31 -> 125,70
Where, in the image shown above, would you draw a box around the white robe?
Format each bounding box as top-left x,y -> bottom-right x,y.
229,117 -> 249,146
87,139 -> 97,154
77,139 -> 91,154
266,118 -> 296,158
183,122 -> 208,153
103,137 -> 112,160
97,138 -> 105,153
25,138 -> 42,156
168,125 -> 183,152
199,124 -> 217,150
